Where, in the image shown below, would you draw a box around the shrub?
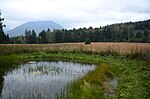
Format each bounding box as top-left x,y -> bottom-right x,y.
85,38 -> 91,44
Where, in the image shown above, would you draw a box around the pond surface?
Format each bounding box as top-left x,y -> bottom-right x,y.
0,61 -> 95,99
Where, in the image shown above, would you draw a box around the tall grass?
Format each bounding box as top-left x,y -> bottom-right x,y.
60,64 -> 115,99
0,51 -> 149,98
0,43 -> 149,61
0,43 -> 149,98
0,55 -> 20,67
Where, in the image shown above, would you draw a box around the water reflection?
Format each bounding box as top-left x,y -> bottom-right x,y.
0,61 -> 95,99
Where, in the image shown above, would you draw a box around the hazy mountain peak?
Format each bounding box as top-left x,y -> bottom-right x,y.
7,20 -> 63,37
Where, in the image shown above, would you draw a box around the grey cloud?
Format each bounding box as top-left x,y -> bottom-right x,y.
1,0 -> 150,30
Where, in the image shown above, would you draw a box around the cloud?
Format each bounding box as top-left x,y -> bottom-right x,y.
0,0 -> 150,30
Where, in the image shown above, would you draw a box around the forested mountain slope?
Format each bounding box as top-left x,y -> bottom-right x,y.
11,19 -> 150,43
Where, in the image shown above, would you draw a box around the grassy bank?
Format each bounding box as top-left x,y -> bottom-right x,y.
0,52 -> 149,99
0,45 -> 150,99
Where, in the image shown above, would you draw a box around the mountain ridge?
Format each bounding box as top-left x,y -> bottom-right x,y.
7,20 -> 63,37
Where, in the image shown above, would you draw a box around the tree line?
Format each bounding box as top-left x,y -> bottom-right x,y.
2,19 -> 150,44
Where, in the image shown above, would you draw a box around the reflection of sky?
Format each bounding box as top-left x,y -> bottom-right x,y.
0,0 -> 150,30
1,61 -> 95,99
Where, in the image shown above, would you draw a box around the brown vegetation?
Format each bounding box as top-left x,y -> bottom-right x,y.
0,42 -> 150,55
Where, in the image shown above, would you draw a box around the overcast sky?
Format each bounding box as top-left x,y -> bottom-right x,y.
0,0 -> 150,31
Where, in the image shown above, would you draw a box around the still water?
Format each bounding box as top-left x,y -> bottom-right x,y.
0,61 -> 95,99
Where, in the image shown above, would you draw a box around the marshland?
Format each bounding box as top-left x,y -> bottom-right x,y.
0,1 -> 150,98
0,43 -> 150,98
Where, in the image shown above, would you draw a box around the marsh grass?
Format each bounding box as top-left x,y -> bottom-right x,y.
0,43 -> 149,98
0,53 -> 149,99
126,46 -> 150,61
64,64 -> 115,99
0,55 -> 21,69
0,43 -> 149,61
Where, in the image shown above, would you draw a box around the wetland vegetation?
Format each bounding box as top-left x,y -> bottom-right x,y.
0,43 -> 149,98
0,1 -> 150,98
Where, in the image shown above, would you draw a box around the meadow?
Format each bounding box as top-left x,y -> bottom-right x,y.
0,42 -> 150,54
0,42 -> 150,61
0,42 -> 150,98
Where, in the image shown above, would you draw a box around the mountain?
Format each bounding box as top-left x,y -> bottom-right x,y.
7,21 -> 63,37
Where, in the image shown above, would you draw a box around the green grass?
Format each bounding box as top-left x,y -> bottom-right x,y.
0,52 -> 149,98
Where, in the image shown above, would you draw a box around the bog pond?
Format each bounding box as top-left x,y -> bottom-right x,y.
0,61 -> 95,99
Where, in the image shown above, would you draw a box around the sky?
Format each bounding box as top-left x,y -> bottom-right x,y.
0,0 -> 150,31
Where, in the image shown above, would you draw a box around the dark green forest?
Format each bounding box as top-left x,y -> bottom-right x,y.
1,18 -> 150,44
12,19 -> 150,44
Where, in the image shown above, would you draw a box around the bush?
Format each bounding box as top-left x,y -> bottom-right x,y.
85,38 -> 91,44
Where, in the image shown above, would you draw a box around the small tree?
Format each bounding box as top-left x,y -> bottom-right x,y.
85,38 -> 91,44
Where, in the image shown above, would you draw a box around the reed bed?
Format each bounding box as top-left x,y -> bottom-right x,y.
0,43 -> 150,61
